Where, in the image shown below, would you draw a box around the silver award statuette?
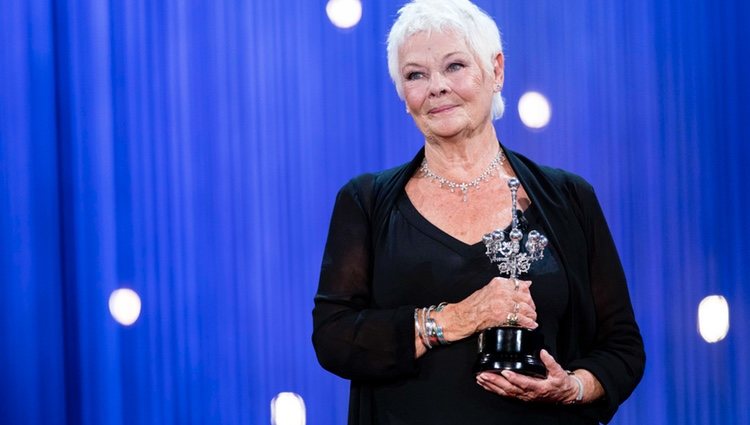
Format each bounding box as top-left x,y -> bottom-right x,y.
474,178 -> 550,378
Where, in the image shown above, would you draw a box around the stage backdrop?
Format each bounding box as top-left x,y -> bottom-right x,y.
1,0 -> 748,424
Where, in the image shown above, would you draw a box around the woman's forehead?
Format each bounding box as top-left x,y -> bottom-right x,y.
399,30 -> 472,60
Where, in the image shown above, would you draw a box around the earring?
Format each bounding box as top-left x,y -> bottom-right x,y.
494,83 -> 502,93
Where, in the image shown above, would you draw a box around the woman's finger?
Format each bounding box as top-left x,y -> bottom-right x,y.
539,350 -> 568,380
499,370 -> 544,392
476,376 -> 509,397
477,373 -> 516,397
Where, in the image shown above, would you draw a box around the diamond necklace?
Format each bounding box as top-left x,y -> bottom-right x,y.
419,149 -> 506,202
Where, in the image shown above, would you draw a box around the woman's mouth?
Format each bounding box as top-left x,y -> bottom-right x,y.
429,105 -> 456,114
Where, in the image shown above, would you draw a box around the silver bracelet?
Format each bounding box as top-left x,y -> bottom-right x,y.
420,307 -> 432,349
414,308 -> 423,347
434,302 -> 449,345
418,303 -> 450,349
566,370 -> 584,403
425,305 -> 440,347
435,323 -> 448,345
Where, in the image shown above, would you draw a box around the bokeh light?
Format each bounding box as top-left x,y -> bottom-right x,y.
271,392 -> 306,425
326,0 -> 362,29
108,288 -> 142,326
518,91 -> 552,129
698,295 -> 730,343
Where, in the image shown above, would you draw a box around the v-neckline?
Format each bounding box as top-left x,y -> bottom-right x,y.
396,192 -> 534,258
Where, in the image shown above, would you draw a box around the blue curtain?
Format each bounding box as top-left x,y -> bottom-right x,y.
1,0 -> 748,424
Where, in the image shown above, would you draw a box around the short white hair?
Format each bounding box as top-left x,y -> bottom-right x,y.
386,0 -> 505,120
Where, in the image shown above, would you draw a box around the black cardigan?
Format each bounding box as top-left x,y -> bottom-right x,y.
313,146 -> 645,424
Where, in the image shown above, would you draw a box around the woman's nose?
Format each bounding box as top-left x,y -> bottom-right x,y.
428,74 -> 450,96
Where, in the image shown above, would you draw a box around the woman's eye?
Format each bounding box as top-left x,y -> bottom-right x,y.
447,62 -> 464,72
406,72 -> 424,81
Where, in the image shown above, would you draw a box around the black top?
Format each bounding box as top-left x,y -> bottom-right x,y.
396,196 -> 568,356
312,146 -> 645,425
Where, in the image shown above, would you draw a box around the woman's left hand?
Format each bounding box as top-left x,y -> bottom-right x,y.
476,349 -> 578,404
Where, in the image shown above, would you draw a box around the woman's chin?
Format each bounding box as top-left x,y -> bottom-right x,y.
425,123 -> 473,140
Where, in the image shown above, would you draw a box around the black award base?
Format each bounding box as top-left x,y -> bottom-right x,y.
473,326 -> 547,378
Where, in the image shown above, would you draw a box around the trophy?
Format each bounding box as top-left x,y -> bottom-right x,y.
474,178 -> 549,378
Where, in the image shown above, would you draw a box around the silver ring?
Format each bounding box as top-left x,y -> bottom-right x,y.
513,278 -> 520,291
506,312 -> 519,326
513,303 -> 520,314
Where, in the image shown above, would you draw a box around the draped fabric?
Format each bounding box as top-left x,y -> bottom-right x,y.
1,0 -> 747,424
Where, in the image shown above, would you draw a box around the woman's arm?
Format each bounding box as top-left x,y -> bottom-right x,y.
566,178 -> 646,421
474,176 -> 643,419
312,178 -> 419,381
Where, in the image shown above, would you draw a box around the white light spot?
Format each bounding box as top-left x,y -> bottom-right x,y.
109,288 -> 142,326
271,392 -> 306,425
518,91 -> 552,129
698,295 -> 730,343
326,0 -> 362,29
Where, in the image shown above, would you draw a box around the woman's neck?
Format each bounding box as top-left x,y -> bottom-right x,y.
423,126 -> 501,181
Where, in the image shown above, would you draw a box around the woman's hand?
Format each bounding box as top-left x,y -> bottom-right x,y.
437,277 -> 537,342
475,349 -> 597,404
415,277 -> 538,357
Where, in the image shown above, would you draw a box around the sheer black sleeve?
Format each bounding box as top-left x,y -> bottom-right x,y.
567,178 -> 646,423
312,177 -> 418,381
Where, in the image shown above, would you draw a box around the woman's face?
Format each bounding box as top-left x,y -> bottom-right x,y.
398,30 -> 503,140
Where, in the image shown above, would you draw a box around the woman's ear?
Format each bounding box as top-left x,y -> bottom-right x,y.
493,52 -> 505,88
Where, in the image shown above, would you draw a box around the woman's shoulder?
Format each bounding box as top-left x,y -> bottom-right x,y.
346,147 -> 423,194
540,164 -> 595,196
346,161 -> 411,192
337,160 -> 415,218
509,150 -> 596,198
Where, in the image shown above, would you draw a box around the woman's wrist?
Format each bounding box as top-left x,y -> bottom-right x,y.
565,369 -> 605,404
432,303 -> 476,342
414,303 -> 453,352
565,371 -> 584,404
413,302 -> 475,351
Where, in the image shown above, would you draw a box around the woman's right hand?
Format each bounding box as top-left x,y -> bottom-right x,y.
438,277 -> 538,342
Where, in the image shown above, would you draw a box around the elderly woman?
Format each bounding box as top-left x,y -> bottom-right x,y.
312,0 -> 645,424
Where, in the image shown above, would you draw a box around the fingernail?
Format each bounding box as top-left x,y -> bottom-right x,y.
501,370 -> 511,378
